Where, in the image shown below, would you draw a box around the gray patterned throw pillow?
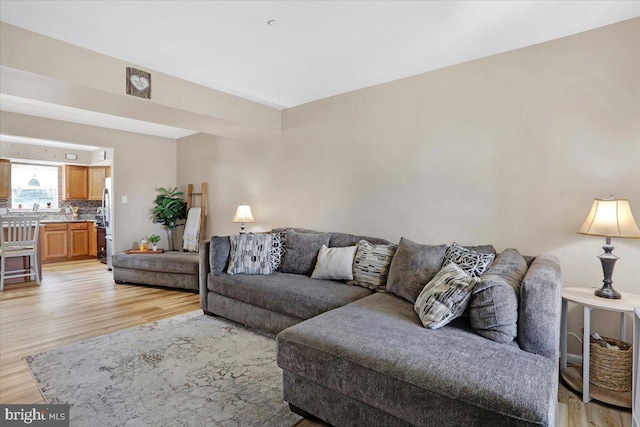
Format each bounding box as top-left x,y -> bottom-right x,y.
351,240 -> 397,291
414,262 -> 480,329
227,233 -> 273,275
443,242 -> 495,277
270,231 -> 286,271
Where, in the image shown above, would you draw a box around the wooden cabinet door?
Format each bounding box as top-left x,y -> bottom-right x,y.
69,223 -> 89,257
89,225 -> 97,257
44,230 -> 69,261
63,166 -> 88,200
0,159 -> 10,199
88,167 -> 106,200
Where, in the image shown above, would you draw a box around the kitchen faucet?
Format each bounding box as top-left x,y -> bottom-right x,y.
32,203 -> 39,213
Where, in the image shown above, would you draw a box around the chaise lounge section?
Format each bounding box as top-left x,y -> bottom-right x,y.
112,251 -> 199,291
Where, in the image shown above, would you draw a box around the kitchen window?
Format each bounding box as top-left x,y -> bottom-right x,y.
11,163 -> 59,209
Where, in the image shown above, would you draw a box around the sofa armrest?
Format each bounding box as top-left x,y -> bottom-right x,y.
199,240 -> 211,310
518,255 -> 563,361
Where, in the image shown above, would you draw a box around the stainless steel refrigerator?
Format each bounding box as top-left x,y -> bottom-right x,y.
102,177 -> 113,270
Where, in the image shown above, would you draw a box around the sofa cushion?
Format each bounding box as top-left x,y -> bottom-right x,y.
209,236 -> 230,275
444,242 -> 495,277
329,232 -> 391,248
277,292 -> 557,426
112,251 -> 199,275
518,255 -> 563,360
280,230 -> 331,276
311,245 -> 357,281
351,240 -> 396,292
468,249 -> 528,343
208,272 -> 372,320
414,263 -> 480,329
386,237 -> 447,303
227,233 -> 273,275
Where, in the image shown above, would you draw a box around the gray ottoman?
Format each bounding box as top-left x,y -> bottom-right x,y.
112,251 -> 199,292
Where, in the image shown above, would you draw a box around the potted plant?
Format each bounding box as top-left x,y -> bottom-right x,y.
149,234 -> 161,251
152,187 -> 187,251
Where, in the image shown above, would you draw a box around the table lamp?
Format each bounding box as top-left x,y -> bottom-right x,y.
577,197 -> 640,299
232,204 -> 255,234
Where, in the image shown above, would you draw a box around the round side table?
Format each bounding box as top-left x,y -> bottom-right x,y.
560,286 -> 640,408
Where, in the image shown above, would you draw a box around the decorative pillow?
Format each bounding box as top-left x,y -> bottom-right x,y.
467,249 -> 528,343
270,231 -> 286,271
311,245 -> 357,281
414,263 -> 480,329
279,230 -> 331,276
386,237 -> 447,303
443,242 -> 495,277
351,240 -> 397,291
227,233 -> 273,275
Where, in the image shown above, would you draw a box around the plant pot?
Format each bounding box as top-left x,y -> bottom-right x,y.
152,244 -> 158,251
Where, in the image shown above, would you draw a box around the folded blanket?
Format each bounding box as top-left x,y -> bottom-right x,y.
183,207 -> 201,252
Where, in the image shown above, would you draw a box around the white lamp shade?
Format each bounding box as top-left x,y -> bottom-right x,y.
231,204 -> 255,223
577,198 -> 640,238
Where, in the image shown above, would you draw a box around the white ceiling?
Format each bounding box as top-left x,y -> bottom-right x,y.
0,94 -> 198,139
1,1 -> 639,109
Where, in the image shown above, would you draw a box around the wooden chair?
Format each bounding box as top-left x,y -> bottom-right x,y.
0,216 -> 41,291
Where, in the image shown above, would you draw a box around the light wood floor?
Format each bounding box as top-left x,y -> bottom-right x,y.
0,260 -> 633,427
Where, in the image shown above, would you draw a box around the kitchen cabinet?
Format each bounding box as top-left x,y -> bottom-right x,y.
0,158 -> 10,199
69,222 -> 89,257
89,225 -> 97,257
41,221 -> 95,263
62,165 -> 88,200
62,165 -> 110,200
42,223 -> 69,262
88,167 -> 107,200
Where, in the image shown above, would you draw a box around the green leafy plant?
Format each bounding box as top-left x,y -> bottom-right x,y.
153,187 -> 187,229
152,187 -> 187,250
149,234 -> 161,244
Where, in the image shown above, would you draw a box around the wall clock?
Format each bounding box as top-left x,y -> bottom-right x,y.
126,67 -> 151,99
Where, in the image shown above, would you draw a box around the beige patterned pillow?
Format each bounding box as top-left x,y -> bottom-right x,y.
351,240 -> 397,291
414,263 -> 480,329
227,234 -> 273,275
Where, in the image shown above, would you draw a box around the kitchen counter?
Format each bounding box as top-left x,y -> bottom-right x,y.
41,219 -> 97,224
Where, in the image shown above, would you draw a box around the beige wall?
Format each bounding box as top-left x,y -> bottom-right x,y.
1,111 -> 177,251
178,18 -> 640,349
1,141 -> 93,165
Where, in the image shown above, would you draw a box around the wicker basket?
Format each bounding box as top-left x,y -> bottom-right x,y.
588,335 -> 632,392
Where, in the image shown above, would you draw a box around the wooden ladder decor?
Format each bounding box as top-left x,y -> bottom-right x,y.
186,183 -> 207,242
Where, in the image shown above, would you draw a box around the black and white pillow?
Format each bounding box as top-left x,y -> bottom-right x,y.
443,242 -> 495,277
414,262 -> 480,329
227,233 -> 273,275
351,240 -> 397,291
270,231 -> 286,271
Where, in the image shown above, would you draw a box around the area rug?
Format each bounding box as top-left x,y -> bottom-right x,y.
25,312 -> 302,427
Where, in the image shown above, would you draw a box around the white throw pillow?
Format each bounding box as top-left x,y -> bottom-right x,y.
414,262 -> 480,329
311,244 -> 357,281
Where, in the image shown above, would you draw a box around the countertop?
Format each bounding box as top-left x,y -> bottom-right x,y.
40,219 -> 97,224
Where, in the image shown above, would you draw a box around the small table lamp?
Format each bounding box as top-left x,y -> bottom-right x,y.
577,197 -> 640,299
232,204 -> 255,234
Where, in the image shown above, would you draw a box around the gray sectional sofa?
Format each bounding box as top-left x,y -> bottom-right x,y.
199,229 -> 562,427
